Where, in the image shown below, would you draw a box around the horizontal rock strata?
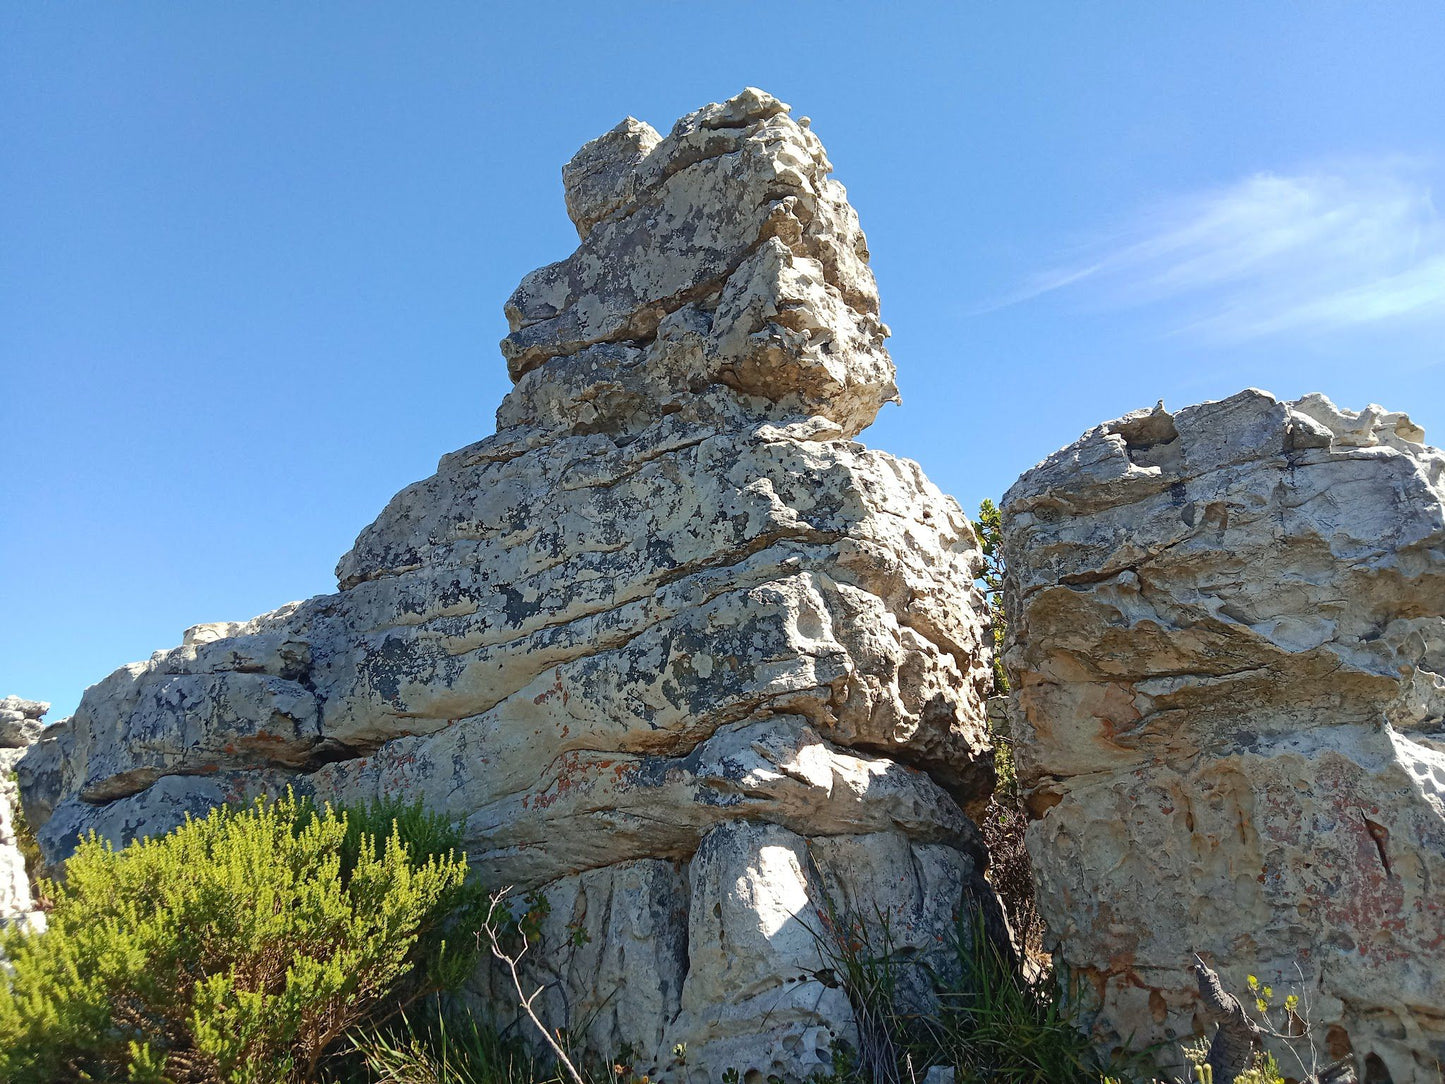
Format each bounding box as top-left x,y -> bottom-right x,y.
20,89 -> 999,1081
1004,390 -> 1445,1083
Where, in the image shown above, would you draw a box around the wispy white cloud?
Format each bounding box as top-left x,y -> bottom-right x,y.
994,159 -> 1445,342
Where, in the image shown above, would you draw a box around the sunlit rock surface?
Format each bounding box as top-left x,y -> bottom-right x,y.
1,696 -> 46,938
1004,389 -> 1445,1083
20,90 -> 999,1081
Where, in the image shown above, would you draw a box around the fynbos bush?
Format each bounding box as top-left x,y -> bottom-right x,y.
0,792 -> 484,1084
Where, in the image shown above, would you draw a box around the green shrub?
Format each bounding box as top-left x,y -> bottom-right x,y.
0,791 -> 485,1084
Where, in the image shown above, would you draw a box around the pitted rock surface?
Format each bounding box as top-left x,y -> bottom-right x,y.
20,90 -> 998,1081
1,696 -> 46,938
1003,389 -> 1445,1083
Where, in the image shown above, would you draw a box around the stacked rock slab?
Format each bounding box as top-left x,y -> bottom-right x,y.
19,90 -> 998,1080
1,697 -> 46,937
1003,389 -> 1445,1082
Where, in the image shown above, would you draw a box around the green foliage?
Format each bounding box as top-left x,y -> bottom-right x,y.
6,771 -> 47,891
343,1002 -> 550,1084
1178,1039 -> 1212,1083
937,916 -> 1119,1084
1180,1046 -> 1286,1084
0,791 -> 485,1084
809,896 -> 1122,1084
339,998 -> 668,1084
976,498 -> 1009,698
974,499 -> 1048,960
810,892 -> 914,1083
337,925 -> 1307,1084
976,499 -> 1018,802
517,890 -> 551,944
1229,1053 -> 1285,1084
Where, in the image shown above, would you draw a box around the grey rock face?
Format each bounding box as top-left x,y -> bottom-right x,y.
1,696 -> 46,937
20,90 -> 998,1080
1003,389 -> 1445,1083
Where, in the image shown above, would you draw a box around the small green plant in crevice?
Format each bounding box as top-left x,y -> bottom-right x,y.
808,891 -> 920,1084
1219,966 -> 1351,1084
1229,1053 -> 1286,1084
975,498 -> 1015,817
805,881 -> 1126,1084
1182,1046 -> 1285,1084
5,771 -> 47,897
936,912 -> 1128,1084
976,498 -> 1048,963
976,498 -> 1010,700
0,791 -> 486,1084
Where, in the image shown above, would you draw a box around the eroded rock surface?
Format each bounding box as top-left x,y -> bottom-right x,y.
20,90 -> 998,1080
1,696 -> 46,937
1004,389 -> 1445,1082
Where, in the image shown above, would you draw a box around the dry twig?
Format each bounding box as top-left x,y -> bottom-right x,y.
484,889 -> 586,1084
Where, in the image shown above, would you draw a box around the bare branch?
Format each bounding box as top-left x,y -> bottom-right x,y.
484,888 -> 586,1084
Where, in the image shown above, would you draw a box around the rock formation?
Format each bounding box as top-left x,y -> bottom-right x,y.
1,696 -> 46,936
1003,389 -> 1445,1083
19,89 -> 999,1080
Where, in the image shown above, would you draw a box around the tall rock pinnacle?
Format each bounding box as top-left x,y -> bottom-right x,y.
19,90 -> 999,1080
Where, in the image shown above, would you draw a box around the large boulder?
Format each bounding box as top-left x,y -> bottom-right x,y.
1,696 -> 46,937
1003,389 -> 1445,1082
20,90 -> 999,1081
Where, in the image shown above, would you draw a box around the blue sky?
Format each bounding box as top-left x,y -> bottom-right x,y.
4,3 -> 1444,721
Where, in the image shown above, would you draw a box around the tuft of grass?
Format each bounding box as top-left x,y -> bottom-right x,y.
337,1001 -> 553,1084
808,892 -> 915,1084
336,1000 -> 648,1084
808,889 -> 1137,1084
936,916 -> 1117,1084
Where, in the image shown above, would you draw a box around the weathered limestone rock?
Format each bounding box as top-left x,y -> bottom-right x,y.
1,696 -> 46,936
21,90 -> 998,1080
1004,389 -> 1445,1083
